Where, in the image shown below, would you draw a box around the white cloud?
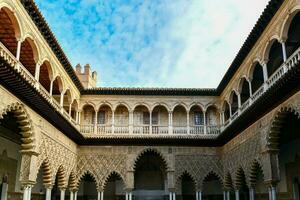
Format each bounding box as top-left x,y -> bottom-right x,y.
35,0 -> 270,88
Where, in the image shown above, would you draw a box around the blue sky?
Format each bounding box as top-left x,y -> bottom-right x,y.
35,0 -> 270,88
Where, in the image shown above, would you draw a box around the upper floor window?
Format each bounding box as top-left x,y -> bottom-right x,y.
194,112 -> 203,125
98,111 -> 105,124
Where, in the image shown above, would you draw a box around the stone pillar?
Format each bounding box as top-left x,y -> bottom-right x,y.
229,104 -> 232,118
125,192 -> 128,200
74,191 -> 78,200
149,111 -> 152,134
172,192 -> 176,200
70,191 -> 74,200
187,110 -> 190,134
49,79 -> 54,96
60,90 -> 65,108
248,81 -> 253,104
262,63 -> 269,90
129,111 -> 133,134
223,191 -> 226,200
249,188 -> 255,200
16,39 -> 22,61
34,62 -> 41,81
60,189 -> 66,200
268,187 -> 272,200
169,192 -> 172,200
129,191 -> 132,200
112,110 -> 115,134
101,191 -> 104,200
271,186 -> 276,200
198,191 -> 202,200
196,191 -> 199,200
281,41 -> 287,62
22,185 -> 32,200
94,111 -> 98,134
227,191 -> 230,200
235,190 -> 239,200
203,111 -> 207,134
97,191 -> 101,200
0,177 -> 8,200
45,186 -> 52,200
237,94 -> 242,112
168,111 -> 173,134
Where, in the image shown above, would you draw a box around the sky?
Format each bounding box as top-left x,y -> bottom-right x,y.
35,0 -> 270,88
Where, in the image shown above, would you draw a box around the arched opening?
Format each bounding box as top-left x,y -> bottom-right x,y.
62,89 -> 72,113
51,166 -> 66,200
239,78 -> 250,105
19,37 -> 38,76
152,105 -> 169,134
39,61 -> 53,92
104,172 -> 125,200
133,105 -> 150,134
51,76 -> 63,104
80,104 -> 96,134
206,105 -> 220,134
285,12 -> 300,58
134,150 -> 168,200
202,172 -> 223,200
0,7 -> 20,56
250,62 -> 264,94
77,172 -> 97,199
0,112 -> 23,199
230,91 -> 239,116
235,168 -> 249,200
276,111 -> 300,199
177,173 -> 196,200
266,40 -> 283,77
97,104 -> 113,134
223,101 -> 231,124
173,105 -> 187,134
249,161 -> 268,200
70,100 -> 78,121
189,105 -> 204,134
114,104 -> 129,134
31,160 -> 52,199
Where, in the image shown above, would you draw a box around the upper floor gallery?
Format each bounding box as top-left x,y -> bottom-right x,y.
0,0 -> 299,139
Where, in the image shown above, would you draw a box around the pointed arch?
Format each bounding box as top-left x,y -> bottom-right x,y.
224,172 -> 234,191
176,170 -> 197,189
36,158 -> 52,186
77,170 -> 98,188
235,167 -> 248,189
202,171 -> 223,188
0,102 -> 35,151
39,60 -> 53,92
20,36 -> 39,76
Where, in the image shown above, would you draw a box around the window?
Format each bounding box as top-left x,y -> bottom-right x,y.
194,112 -> 203,125
98,111 -> 105,124
143,112 -> 150,124
152,112 -> 158,125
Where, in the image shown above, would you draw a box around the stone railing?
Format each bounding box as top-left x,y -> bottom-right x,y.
224,47 -> 300,130
80,124 -> 221,137
0,42 -> 78,128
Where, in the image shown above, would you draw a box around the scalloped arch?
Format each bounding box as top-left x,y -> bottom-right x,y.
0,102 -> 35,151
102,171 -> 125,190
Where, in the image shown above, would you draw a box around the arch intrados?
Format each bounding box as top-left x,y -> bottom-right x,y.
133,148 -> 169,171
40,59 -> 53,78
206,104 -> 219,112
23,36 -> 39,63
77,170 -> 98,188
114,103 -> 130,112
229,90 -> 239,104
248,61 -> 263,80
151,103 -> 170,112
103,171 -> 125,189
98,103 -> 113,111
0,6 -> 22,39
52,75 -> 64,93
81,103 -> 96,112
235,167 -> 248,188
172,104 -> 188,113
237,77 -> 249,94
263,37 -> 280,62
280,7 -> 300,40
189,103 -> 204,112
37,159 -> 52,186
133,104 -> 150,112
203,171 -> 223,186
177,171 -> 197,189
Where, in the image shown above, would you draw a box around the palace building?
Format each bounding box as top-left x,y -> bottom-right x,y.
0,0 -> 300,200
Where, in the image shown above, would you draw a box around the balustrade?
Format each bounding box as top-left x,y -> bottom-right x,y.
152,125 -> 169,134
0,41 -> 78,128
189,125 -> 204,134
